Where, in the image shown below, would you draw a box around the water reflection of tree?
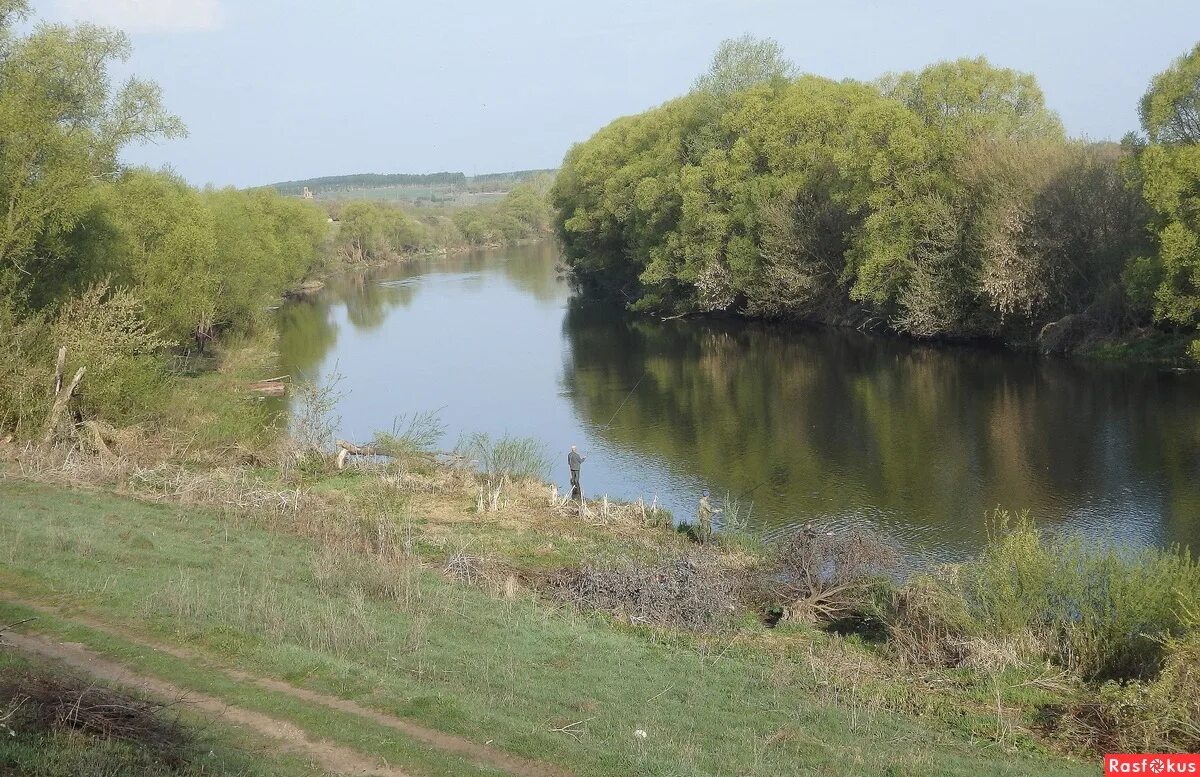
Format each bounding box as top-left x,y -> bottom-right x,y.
499,242 -> 568,304
335,272 -> 418,331
276,298 -> 338,380
562,298 -> 1200,549
275,268 -> 420,379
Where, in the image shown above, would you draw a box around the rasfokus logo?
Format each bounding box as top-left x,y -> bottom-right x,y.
1106,754 -> 1200,775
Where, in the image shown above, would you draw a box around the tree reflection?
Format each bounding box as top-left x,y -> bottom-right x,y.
562,298 -> 1200,551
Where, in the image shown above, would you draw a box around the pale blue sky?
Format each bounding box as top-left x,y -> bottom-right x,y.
33,0 -> 1200,188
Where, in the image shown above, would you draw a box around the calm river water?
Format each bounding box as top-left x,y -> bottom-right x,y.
277,243 -> 1200,563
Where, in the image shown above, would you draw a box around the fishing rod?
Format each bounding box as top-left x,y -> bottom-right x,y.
599,371 -> 646,429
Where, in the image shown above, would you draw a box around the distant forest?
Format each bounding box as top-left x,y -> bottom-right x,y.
272,168 -> 556,196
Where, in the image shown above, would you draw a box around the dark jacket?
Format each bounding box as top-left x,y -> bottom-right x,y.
568,451 -> 584,472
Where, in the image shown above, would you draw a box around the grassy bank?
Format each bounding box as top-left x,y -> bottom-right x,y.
0,478 -> 1092,777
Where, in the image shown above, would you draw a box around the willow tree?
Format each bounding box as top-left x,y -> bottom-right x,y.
0,0 -> 184,304
1134,42 -> 1200,336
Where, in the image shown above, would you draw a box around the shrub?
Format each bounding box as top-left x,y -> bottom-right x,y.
370,410 -> 446,462
885,575 -> 974,668
770,525 -> 900,625
546,552 -> 740,631
0,299 -> 52,437
886,511 -> 1200,684
456,432 -> 548,483
50,282 -> 170,425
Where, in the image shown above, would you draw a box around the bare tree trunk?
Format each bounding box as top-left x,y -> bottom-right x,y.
52,346 -> 65,397
42,348 -> 85,449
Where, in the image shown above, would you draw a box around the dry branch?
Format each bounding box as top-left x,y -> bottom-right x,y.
0,666 -> 194,766
41,348 -> 85,449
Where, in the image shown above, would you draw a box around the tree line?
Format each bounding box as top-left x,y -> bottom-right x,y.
272,171 -> 467,196
551,36 -> 1200,358
325,175 -> 552,263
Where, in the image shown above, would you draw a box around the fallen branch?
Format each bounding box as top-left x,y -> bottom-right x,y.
548,717 -> 592,740
335,439 -> 380,470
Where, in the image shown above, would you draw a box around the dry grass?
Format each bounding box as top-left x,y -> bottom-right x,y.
0,654 -> 194,768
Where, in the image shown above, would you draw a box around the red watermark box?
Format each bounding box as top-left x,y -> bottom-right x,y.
1106,754 -> 1200,774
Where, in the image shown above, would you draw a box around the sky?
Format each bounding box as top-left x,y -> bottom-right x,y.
32,0 -> 1200,188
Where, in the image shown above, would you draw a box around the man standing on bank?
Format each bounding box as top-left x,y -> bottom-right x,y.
697,489 -> 721,543
568,445 -> 586,501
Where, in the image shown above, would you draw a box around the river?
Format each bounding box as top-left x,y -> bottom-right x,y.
277,242 -> 1200,563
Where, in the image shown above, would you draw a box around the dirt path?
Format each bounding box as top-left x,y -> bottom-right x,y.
2,630 -> 412,777
0,593 -> 572,777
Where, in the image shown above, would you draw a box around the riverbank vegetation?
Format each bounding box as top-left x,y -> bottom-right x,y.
552,36 -> 1200,362
5,418 -> 1198,767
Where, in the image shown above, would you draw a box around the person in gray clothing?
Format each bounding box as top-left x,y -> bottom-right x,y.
568,445 -> 586,501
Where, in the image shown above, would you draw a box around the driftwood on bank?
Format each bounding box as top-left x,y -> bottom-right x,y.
247,375 -> 288,396
335,439 -> 380,470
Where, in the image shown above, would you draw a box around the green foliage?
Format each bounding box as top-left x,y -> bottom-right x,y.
691,34 -> 795,97
1131,42 -> 1200,332
333,182 -> 552,261
0,4 -> 184,303
553,41 -> 1150,345
0,295 -> 52,435
901,511 -> 1200,683
100,170 -> 219,342
50,282 -> 170,424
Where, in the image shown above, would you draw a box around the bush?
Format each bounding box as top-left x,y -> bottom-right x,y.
50,282 -> 170,425
1053,633 -> 1200,754
456,432 -> 548,483
770,525 -> 899,625
963,512 -> 1198,681
885,575 -> 974,668
370,410 -> 446,462
0,300 -> 52,436
546,553 -> 740,631
885,511 -> 1200,683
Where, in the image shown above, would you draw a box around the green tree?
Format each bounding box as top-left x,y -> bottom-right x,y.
101,170 -> 219,344
0,1 -> 184,302
691,35 -> 795,97
553,41 -> 1149,349
1134,42 -> 1200,331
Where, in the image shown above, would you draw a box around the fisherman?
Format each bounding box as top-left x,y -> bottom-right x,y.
567,445 -> 586,501
696,489 -> 721,543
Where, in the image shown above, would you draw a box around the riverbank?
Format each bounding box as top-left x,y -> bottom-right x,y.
5,347 -> 1198,773
0,476 -> 1097,777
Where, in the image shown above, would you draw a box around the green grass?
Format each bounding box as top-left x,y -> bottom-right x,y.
0,479 -> 1093,777
0,650 -> 326,777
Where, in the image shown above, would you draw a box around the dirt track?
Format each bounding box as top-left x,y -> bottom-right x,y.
2,630 -> 413,777
0,594 -> 572,777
